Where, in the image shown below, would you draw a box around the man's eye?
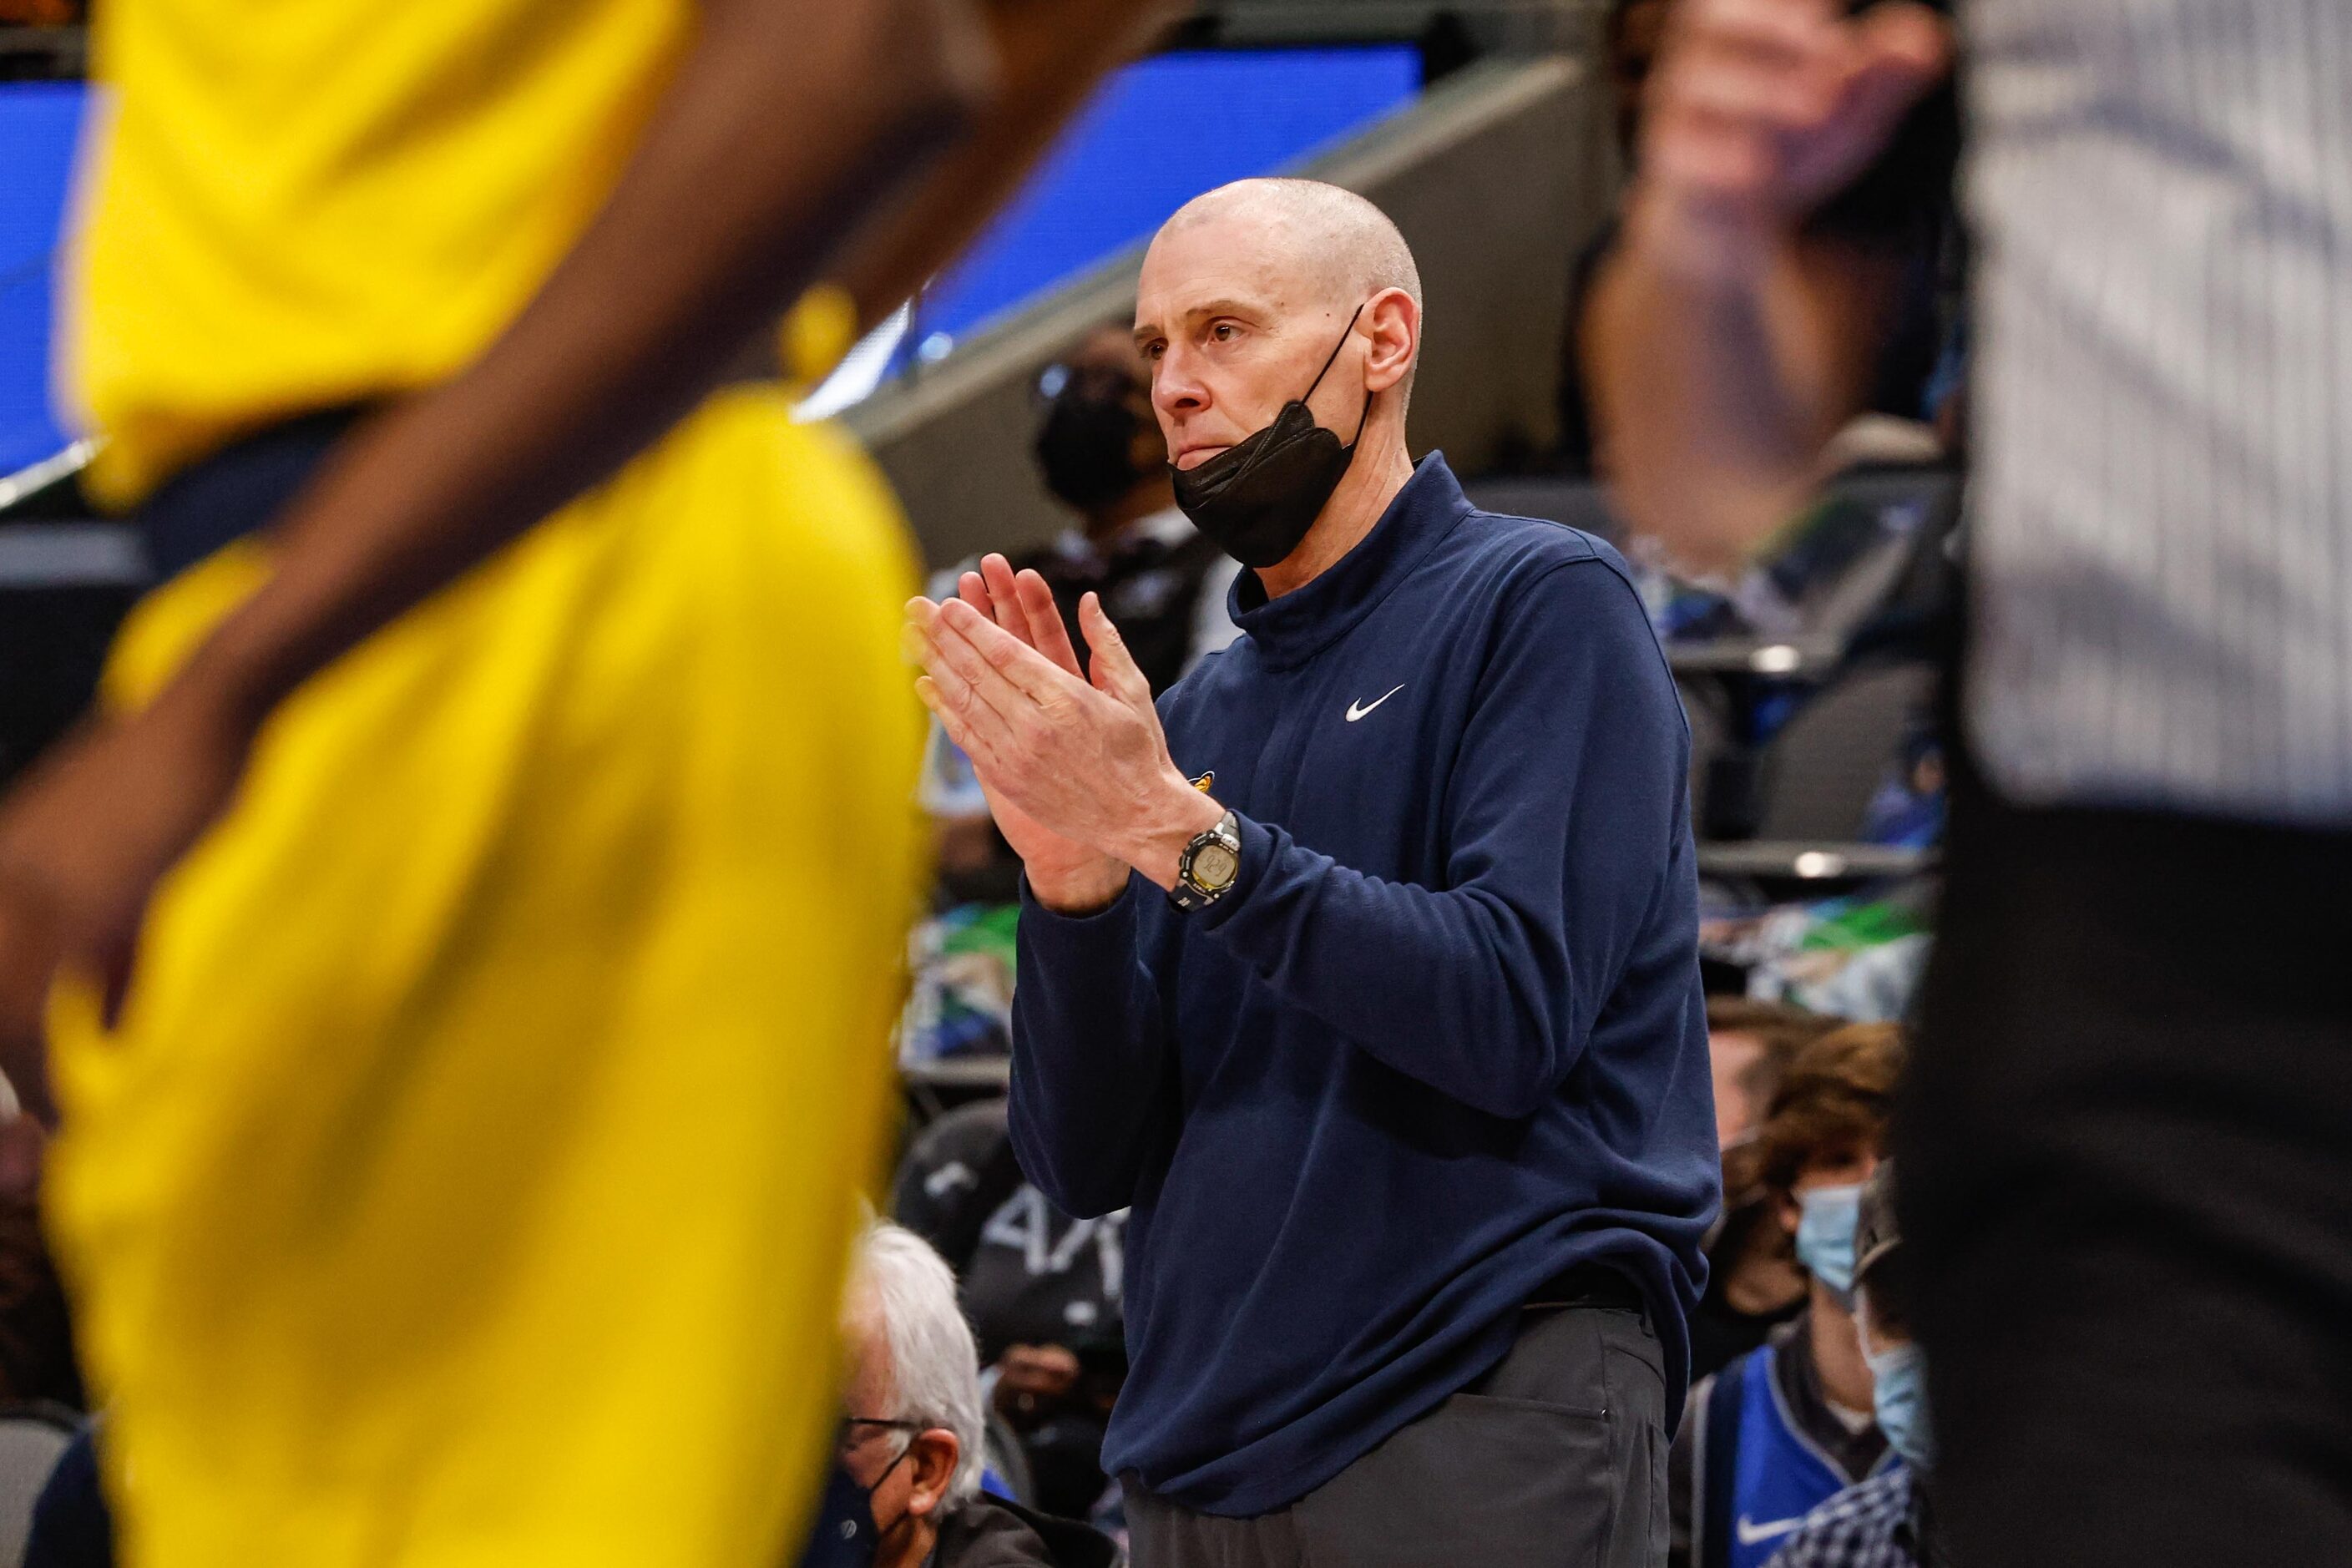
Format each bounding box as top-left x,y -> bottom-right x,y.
1211,323 -> 1237,342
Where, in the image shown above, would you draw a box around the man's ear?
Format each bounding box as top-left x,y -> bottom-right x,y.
904,1429 -> 961,1519
1362,286 -> 1419,397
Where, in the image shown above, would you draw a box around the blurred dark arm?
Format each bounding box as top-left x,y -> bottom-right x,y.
830,0 -> 1186,333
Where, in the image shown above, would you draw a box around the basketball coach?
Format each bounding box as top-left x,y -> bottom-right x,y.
908,177 -> 1717,1566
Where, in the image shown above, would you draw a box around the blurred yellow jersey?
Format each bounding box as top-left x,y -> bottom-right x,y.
63,0 -> 694,506
48,390 -> 927,1567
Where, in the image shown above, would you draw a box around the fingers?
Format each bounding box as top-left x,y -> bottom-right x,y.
976,554 -> 1031,639
1640,0 -> 1948,225
1857,1 -> 1955,78
1838,3 -> 1953,130
935,596 -> 1087,710
1079,593 -> 1153,713
908,599 -> 1020,758
1013,569 -> 1086,676
955,565 -> 1003,630
963,554 -> 1036,651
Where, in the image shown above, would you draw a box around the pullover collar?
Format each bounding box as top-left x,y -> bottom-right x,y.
1231,452 -> 1470,670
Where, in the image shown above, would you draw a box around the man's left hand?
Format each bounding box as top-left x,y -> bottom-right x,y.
909,589 -> 1222,891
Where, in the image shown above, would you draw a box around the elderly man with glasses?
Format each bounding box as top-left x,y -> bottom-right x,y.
831,1223 -> 1115,1568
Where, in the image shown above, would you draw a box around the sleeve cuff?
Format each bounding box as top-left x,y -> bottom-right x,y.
1194,810 -> 1277,933
1018,868 -> 1140,929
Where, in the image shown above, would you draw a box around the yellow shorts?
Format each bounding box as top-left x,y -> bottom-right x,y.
46,387 -> 925,1568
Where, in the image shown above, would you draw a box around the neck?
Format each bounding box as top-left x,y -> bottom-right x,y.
878,1518 -> 937,1568
1808,1278 -> 1874,1414
1253,416 -> 1414,598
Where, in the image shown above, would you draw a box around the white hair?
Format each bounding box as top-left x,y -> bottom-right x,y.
852,1222 -> 987,1508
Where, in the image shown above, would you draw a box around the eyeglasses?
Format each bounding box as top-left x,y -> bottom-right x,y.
837,1414 -> 926,1462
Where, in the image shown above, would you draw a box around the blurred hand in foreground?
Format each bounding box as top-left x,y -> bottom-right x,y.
1628,0 -> 1951,285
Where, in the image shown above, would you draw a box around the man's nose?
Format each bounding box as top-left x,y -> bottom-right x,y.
1153,343 -> 1208,417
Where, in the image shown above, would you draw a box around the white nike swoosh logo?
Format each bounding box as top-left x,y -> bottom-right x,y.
1734,1515 -> 1807,1547
1345,684 -> 1407,722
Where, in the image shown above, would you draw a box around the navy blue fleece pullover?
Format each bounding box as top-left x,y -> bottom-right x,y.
1008,454 -> 1718,1516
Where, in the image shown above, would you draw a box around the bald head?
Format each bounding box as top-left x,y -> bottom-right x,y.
1160,179 -> 1423,320
1136,180 -> 1425,483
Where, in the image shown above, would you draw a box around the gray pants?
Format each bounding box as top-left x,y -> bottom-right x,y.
1127,1302 -> 1669,1567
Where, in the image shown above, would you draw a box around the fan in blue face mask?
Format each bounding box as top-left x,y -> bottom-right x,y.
1851,1160 -> 1931,1474
1793,1181 -> 1864,1299
1861,1333 -> 1932,1471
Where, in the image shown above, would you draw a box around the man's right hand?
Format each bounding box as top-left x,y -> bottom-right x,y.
1629,0 -> 1950,286
945,554 -> 1130,913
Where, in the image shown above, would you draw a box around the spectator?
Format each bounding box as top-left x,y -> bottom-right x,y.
1764,1160 -> 1940,1568
1687,1000 -> 1836,1379
1021,326 -> 1242,695
1672,1024 -> 1904,1568
892,1100 -> 1126,1520
1706,998 -> 1835,1151
837,1223 -> 1115,1568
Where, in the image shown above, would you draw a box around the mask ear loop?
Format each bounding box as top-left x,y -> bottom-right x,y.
1300,301 -> 1378,453
1301,301 -> 1368,402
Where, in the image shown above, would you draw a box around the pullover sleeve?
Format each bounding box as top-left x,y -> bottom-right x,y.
1005,880 -> 1171,1218
1196,560 -> 1689,1120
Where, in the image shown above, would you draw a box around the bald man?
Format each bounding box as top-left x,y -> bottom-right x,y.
908,179 -> 1716,1565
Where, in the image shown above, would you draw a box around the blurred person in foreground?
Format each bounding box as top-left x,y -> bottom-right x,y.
1672,1024 -> 1904,1568
1589,0 -> 2352,1560
1763,1161 -> 1940,1568
928,325 -> 1237,897
0,0 -> 1184,1561
910,176 -> 1717,1566
832,1223 -> 1115,1568
1687,999 -> 1839,1380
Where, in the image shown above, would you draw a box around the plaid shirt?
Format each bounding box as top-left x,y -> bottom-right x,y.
1760,1468 -> 1919,1568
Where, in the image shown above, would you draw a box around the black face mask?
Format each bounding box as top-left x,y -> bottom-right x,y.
1169,303 -> 1372,570
1035,367 -> 1149,513
798,1448 -> 911,1567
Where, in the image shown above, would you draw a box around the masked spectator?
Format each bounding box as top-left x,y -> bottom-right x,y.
1024,326 -> 1242,693
833,1223 -> 1115,1568
1672,1024 -> 1905,1568
1764,1160 -> 1942,1568
1687,1000 -> 1839,1381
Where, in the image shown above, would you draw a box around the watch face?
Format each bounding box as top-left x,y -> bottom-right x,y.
1191,842 -> 1240,890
